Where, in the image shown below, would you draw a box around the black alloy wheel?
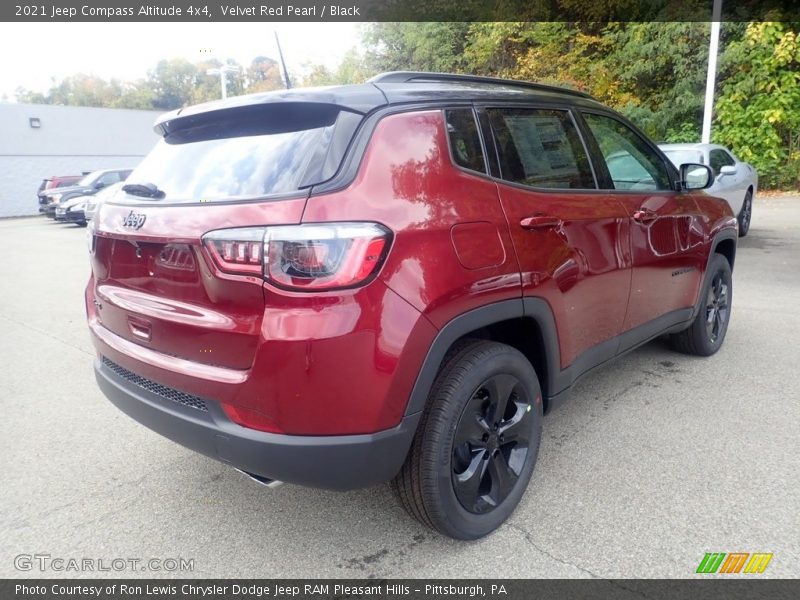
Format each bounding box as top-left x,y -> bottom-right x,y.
392,340 -> 543,539
669,253 -> 732,356
451,374 -> 534,514
705,271 -> 730,344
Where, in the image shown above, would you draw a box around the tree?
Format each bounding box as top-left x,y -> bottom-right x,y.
245,56 -> 284,93
147,59 -> 199,109
15,73 -> 157,110
364,22 -> 471,73
302,48 -> 374,87
715,21 -> 800,188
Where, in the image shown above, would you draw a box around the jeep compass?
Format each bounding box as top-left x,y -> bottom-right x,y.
87,72 -> 737,539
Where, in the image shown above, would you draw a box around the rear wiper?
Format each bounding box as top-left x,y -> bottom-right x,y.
122,182 -> 165,199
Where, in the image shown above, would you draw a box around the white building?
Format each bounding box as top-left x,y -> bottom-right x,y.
0,103 -> 161,217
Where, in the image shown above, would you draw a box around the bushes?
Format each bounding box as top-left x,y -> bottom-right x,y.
715,22 -> 800,189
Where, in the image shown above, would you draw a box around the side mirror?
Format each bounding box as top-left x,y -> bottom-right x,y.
719,165 -> 737,176
680,163 -> 713,190
94,181 -> 106,189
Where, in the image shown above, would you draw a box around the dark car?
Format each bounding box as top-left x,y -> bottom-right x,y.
87,72 -> 737,539
42,168 -> 132,218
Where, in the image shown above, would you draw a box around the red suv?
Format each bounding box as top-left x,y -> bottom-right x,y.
87,72 -> 737,539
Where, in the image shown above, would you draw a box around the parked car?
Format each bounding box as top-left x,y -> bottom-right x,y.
84,182 -> 123,222
37,175 -> 82,212
87,72 -> 737,539
42,168 -> 132,218
659,143 -> 757,236
57,183 -> 123,226
55,196 -> 88,225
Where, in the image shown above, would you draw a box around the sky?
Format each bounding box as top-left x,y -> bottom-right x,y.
0,22 -> 364,100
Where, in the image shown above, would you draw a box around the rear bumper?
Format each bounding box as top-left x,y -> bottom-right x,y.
94,358 -> 420,491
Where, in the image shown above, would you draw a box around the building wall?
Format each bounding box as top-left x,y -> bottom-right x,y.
0,103 -> 162,217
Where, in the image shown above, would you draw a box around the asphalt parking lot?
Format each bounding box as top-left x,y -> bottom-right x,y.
1,196 -> 798,579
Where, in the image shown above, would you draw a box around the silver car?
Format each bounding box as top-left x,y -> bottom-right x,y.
659,143 -> 757,237
84,182 -> 123,222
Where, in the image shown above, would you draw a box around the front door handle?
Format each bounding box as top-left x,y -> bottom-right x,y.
633,208 -> 658,223
520,215 -> 562,230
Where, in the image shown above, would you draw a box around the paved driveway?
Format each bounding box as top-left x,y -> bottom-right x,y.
1,196 -> 798,578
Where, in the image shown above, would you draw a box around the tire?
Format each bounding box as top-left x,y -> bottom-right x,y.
392,340 -> 543,539
669,254 -> 732,356
737,189 -> 753,237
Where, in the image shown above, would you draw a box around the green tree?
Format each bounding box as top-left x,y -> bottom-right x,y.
715,21 -> 800,188
147,58 -> 199,109
302,48 -> 374,86
603,22 -> 710,141
364,22 -> 471,73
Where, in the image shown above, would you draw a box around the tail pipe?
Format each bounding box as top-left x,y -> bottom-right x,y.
235,468 -> 284,489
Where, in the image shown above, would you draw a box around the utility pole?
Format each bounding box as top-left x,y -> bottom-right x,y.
275,31 -> 292,89
701,0 -> 723,143
206,65 -> 240,100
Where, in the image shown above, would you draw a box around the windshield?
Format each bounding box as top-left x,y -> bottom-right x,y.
78,171 -> 101,187
123,126 -> 331,203
662,149 -> 704,168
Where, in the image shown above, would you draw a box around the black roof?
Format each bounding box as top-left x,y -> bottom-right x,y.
370,71 -> 592,98
154,71 -> 603,136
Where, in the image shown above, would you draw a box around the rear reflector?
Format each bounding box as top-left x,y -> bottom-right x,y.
221,403 -> 282,433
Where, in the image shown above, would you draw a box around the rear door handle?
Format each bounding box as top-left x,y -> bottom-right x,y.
633,208 -> 658,223
520,215 -> 562,230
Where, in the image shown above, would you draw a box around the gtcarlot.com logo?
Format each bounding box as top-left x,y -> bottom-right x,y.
14,553 -> 194,572
696,552 -> 773,574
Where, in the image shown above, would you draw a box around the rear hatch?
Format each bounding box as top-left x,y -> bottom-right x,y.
89,100 -> 367,370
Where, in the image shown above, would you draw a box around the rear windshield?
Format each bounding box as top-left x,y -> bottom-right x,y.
121,104 -> 358,204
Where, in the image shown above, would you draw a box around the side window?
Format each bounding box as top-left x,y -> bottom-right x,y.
709,149 -> 735,175
582,112 -> 671,191
487,108 -> 595,189
445,109 -> 486,174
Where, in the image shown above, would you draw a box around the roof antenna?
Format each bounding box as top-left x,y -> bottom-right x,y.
274,31 -> 292,89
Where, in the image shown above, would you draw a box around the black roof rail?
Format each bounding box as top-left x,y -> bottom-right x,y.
368,71 -> 592,99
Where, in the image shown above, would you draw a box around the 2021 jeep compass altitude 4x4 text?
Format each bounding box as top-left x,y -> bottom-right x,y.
87,72 -> 737,539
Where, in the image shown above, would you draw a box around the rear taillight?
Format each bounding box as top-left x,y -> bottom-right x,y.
87,221 -> 96,254
202,223 -> 391,291
203,227 -> 264,275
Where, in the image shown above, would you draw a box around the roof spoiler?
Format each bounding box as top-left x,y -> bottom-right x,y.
154,102 -> 346,142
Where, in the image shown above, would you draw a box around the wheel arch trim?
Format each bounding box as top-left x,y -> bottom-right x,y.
709,227 -> 738,270
403,298 -> 563,416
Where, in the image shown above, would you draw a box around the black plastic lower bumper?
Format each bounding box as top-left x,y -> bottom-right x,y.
94,359 -> 419,491
65,210 -> 86,223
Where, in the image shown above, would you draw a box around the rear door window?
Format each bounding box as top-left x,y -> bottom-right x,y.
445,108 -> 486,174
487,108 -> 596,189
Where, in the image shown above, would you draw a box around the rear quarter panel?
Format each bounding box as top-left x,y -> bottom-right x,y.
303,109 -> 522,327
